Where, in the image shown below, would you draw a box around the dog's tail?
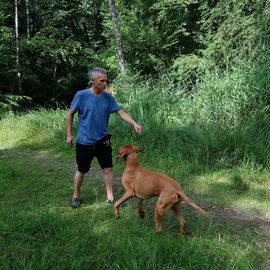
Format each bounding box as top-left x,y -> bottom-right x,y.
177,190 -> 208,217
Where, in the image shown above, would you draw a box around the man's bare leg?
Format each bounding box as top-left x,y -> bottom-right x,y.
103,167 -> 114,201
72,170 -> 85,200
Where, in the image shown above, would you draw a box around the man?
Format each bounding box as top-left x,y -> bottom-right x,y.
66,67 -> 142,208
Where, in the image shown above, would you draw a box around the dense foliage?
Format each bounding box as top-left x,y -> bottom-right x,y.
0,0 -> 269,106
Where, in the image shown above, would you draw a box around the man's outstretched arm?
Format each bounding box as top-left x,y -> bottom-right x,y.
117,111 -> 142,134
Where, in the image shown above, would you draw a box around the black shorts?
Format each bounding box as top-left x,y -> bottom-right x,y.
76,142 -> 113,173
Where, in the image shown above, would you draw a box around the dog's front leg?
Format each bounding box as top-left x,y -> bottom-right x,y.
114,191 -> 134,218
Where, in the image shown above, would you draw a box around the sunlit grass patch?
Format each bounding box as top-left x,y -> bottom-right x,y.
190,168 -> 270,214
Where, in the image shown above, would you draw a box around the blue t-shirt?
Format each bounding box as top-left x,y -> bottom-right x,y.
70,89 -> 121,145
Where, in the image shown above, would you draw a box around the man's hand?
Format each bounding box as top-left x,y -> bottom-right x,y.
133,123 -> 143,134
66,135 -> 74,146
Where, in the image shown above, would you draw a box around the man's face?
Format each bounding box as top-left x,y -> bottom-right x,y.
92,73 -> 108,91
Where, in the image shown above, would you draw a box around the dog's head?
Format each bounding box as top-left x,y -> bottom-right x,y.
116,144 -> 144,161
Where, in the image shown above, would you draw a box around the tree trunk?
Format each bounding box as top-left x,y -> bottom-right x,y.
108,0 -> 126,75
15,0 -> 22,94
26,0 -> 30,38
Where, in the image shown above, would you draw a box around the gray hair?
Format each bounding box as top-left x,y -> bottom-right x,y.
89,67 -> 107,80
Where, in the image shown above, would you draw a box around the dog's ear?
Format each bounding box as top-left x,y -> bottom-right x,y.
116,147 -> 128,161
137,147 -> 144,153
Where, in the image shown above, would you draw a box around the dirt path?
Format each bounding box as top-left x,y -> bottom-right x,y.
205,204 -> 270,246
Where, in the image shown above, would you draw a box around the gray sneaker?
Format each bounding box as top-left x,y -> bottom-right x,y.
106,199 -> 115,206
106,199 -> 126,207
71,198 -> 81,208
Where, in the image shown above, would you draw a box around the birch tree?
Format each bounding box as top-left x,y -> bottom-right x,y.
108,0 -> 125,75
15,0 -> 22,94
25,0 -> 30,38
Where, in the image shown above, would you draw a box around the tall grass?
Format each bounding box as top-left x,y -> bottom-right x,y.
0,108 -> 71,157
110,54 -> 270,170
0,52 -> 269,172
0,52 -> 269,173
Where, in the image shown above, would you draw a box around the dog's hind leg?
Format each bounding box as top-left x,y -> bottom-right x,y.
136,199 -> 145,218
155,191 -> 178,233
172,204 -> 187,234
155,203 -> 164,233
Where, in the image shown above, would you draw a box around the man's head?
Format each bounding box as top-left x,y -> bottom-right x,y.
89,67 -> 108,92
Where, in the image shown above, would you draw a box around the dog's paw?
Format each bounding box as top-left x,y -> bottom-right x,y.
138,211 -> 145,219
183,230 -> 192,237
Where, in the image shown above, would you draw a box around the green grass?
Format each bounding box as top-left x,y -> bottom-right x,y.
0,148 -> 265,270
0,110 -> 269,269
189,167 -> 270,214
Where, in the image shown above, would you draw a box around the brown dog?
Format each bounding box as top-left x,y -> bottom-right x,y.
114,144 -> 207,233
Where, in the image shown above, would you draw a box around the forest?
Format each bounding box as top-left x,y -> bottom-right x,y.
1,0 -> 269,107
